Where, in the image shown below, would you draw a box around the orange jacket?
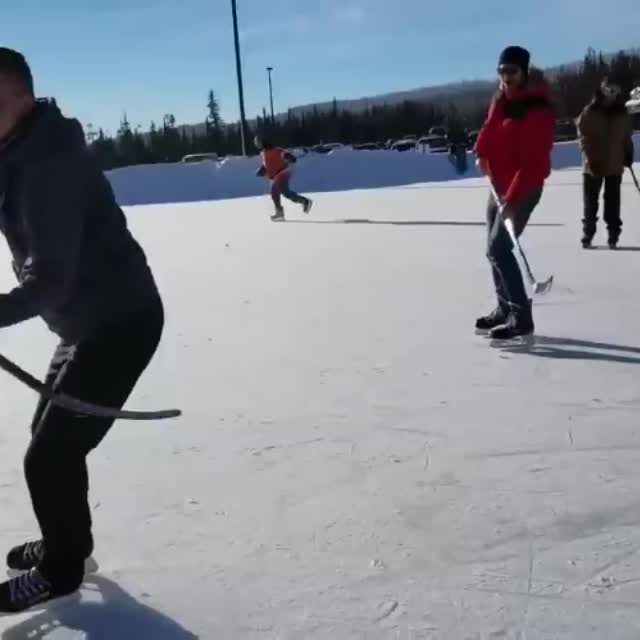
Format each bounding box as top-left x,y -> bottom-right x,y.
261,148 -> 290,179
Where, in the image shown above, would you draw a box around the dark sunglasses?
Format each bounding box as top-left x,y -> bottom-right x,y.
497,65 -> 521,76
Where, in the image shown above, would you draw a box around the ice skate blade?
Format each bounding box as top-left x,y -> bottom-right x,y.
490,334 -> 536,348
0,590 -> 82,617
533,276 -> 553,295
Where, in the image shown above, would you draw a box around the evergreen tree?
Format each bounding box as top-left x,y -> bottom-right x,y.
205,90 -> 224,155
88,45 -> 640,169
206,90 -> 223,129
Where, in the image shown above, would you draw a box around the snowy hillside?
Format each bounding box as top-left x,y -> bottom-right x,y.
0,165 -> 640,637
107,135 -> 640,207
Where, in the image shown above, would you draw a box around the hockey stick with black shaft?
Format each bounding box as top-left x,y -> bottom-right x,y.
629,166 -> 640,193
488,182 -> 554,295
0,351 -> 181,420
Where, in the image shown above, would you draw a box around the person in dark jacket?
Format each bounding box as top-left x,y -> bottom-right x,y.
0,48 -> 164,613
577,77 -> 634,249
474,46 -> 555,340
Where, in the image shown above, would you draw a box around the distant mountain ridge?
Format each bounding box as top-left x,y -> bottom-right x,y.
174,49 -> 637,137
287,79 -> 496,116
175,79 -> 498,139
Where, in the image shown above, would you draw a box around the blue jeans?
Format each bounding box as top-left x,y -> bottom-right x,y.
271,173 -> 308,211
486,188 -> 542,317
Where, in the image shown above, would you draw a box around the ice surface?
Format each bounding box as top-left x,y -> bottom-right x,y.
1,166 -> 640,638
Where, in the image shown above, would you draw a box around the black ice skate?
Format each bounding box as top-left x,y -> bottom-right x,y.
7,540 -> 44,572
489,311 -> 534,344
475,307 -> 507,334
0,566 -> 82,614
7,539 -> 97,575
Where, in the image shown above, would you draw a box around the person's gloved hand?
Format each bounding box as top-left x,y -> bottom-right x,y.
501,202 -> 528,237
475,157 -> 489,176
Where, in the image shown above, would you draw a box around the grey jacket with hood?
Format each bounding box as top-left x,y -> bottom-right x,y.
0,99 -> 160,342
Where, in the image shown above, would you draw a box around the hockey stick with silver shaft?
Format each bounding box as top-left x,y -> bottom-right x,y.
488,182 -> 553,295
0,352 -> 181,420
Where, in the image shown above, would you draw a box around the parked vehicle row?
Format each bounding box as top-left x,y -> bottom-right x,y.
627,86 -> 640,114
180,109 -> 618,163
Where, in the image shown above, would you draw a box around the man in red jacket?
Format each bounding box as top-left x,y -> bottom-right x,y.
474,46 -> 555,340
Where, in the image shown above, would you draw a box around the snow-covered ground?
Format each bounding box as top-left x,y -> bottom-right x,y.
107,135 -> 640,207
1,165 -> 640,638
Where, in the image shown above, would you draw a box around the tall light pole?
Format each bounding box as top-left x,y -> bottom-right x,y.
231,0 -> 248,155
266,66 -> 275,125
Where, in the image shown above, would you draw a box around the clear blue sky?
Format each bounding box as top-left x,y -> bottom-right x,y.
5,1 -> 640,134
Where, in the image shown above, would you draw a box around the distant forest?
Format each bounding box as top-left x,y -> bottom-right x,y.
89,47 -> 640,170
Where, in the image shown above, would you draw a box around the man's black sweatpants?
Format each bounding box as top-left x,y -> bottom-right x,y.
24,296 -> 164,581
582,174 -> 623,244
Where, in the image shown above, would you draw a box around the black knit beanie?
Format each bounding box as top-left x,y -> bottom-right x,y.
498,46 -> 531,73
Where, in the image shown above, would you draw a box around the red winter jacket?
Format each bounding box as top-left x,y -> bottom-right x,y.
475,72 -> 555,205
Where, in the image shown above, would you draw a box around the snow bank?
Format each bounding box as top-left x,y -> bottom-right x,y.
108,134 -> 640,207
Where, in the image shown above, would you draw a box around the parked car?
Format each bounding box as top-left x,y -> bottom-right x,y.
465,129 -> 479,147
429,126 -> 447,137
626,87 -> 640,114
353,142 -> 383,151
416,135 -> 449,154
181,152 -> 219,163
390,138 -> 418,152
554,119 -> 577,142
310,142 -> 344,154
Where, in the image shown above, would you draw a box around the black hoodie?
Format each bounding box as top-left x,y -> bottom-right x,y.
0,99 -> 159,342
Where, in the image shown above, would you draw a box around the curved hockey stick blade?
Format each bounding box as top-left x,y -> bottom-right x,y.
47,391 -> 181,420
0,352 -> 181,421
533,275 -> 554,295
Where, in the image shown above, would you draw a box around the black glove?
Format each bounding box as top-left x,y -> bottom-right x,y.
256,166 -> 266,177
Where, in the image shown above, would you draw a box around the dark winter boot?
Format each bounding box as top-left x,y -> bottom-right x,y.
302,198 -> 313,214
581,236 -> 593,249
475,307 -> 508,333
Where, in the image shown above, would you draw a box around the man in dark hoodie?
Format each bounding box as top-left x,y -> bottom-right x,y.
0,48 -> 164,612
474,46 -> 555,340
577,76 -> 634,249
